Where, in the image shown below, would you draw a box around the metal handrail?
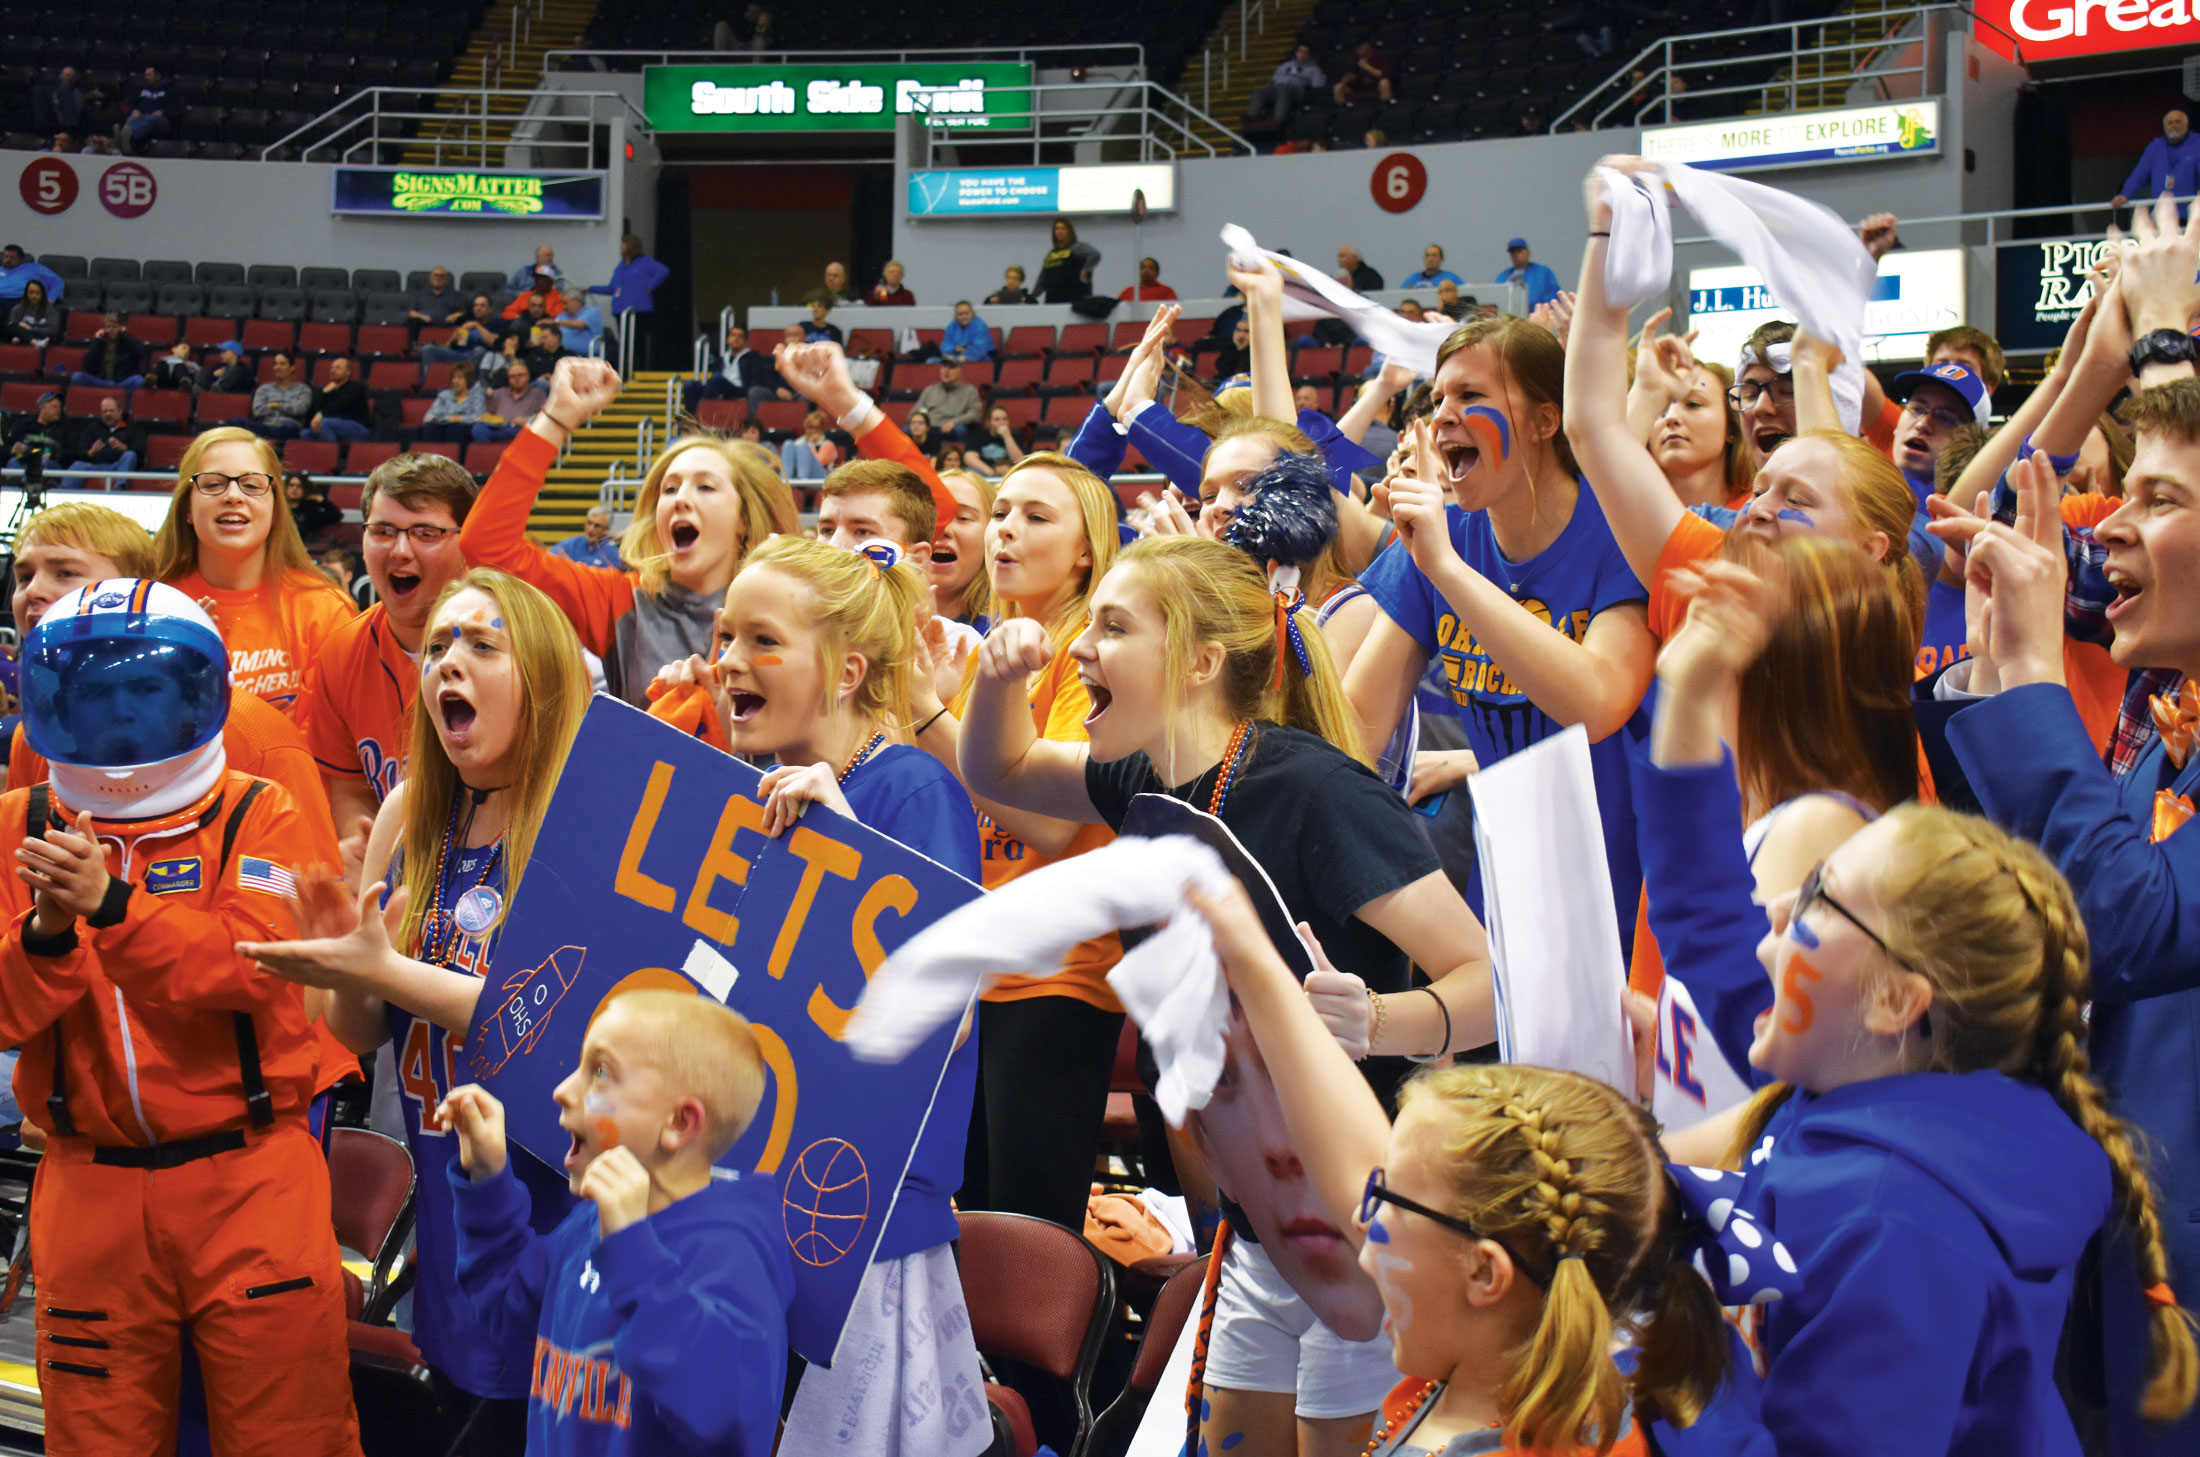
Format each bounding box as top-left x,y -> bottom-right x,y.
1550,2 -> 2012,134
910,79 -> 1255,163
1198,0 -> 1273,117
617,309 -> 637,379
542,42 -> 1146,72
260,86 -> 650,168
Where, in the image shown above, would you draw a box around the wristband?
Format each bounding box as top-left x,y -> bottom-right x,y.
1405,985 -> 1453,1064
835,392 -> 881,436
2016,434 -> 2081,477
915,705 -> 951,737
1588,230 -> 1611,237
544,411 -> 579,435
1365,987 -> 1385,1058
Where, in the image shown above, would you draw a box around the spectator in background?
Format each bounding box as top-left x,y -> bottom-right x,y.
520,321 -> 569,381
285,472 -> 342,542
2114,109 -> 2200,213
406,266 -> 466,337
1362,127 -> 1387,149
1118,257 -> 1178,302
418,359 -> 486,443
1294,382 -> 1324,414
5,394 -> 72,474
1213,314 -> 1252,380
80,135 -> 111,157
555,288 -> 606,354
915,360 -> 983,440
234,353 -> 312,437
47,133 -> 74,155
300,357 -> 371,444
1495,236 -> 1561,309
0,247 -> 63,305
149,339 -> 202,391
904,409 -> 932,455
1037,219 -> 1100,303
590,232 -> 670,367
805,262 -> 858,307
1337,244 -> 1384,292
805,298 -> 844,345
506,245 -> 564,295
941,300 -> 993,362
551,506 -> 625,570
114,66 -> 175,153
1398,298 -> 1427,321
69,314 -> 146,391
68,396 -> 144,475
985,264 -> 1030,305
1331,41 -> 1394,106
1399,243 -> 1463,289
30,67 -> 84,136
6,280 -> 59,346
503,267 -> 565,322
480,334 -> 521,389
976,403 -> 1024,474
778,410 -> 840,480
419,295 -> 504,380
204,340 -> 253,394
472,358 -> 546,443
1436,279 -> 1470,319
866,261 -> 915,307
699,324 -> 785,410
1245,44 -> 1325,127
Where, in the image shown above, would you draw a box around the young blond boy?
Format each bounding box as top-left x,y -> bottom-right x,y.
441,990 -> 793,1456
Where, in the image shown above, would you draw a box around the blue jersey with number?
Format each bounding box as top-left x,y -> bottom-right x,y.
385,841 -> 578,1398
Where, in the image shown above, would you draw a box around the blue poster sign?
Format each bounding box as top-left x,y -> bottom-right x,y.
468,697 -> 980,1364
907,168 -> 1058,216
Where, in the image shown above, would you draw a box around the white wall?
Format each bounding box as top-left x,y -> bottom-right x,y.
0,150 -> 629,284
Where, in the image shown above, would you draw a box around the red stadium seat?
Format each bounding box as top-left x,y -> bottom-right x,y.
241,319 -> 295,354
1056,323 -> 1107,355
327,483 -> 365,511
399,397 -> 432,428
958,360 -> 996,390
1087,1259 -> 1207,1457
1110,322 -> 1146,352
1043,355 -> 1094,391
344,442 -> 398,476
63,385 -> 114,416
994,397 -> 1041,432
463,441 -> 507,476
367,361 -> 417,394
696,399 -> 747,432
413,441 -> 459,461
326,1128 -> 413,1325
913,328 -> 944,350
184,317 -> 240,348
0,345 -> 41,379
1002,326 -> 1054,358
308,358 -> 344,388
298,323 -> 352,358
126,314 -> 178,346
146,434 -> 193,470
993,359 -> 1045,395
1343,345 -> 1374,377
63,311 -> 105,344
284,440 -> 340,473
2,381 -> 50,413
956,1213 -> 1114,1457
197,391 -> 252,425
354,325 -> 408,361
421,363 -> 454,394
755,400 -> 806,435
1096,354 -> 1129,387
880,399 -> 915,427
1042,395 -> 1093,427
846,328 -> 894,359
131,389 -> 192,425
1292,346 -> 1344,379
42,347 -> 83,378
1176,317 -> 1214,344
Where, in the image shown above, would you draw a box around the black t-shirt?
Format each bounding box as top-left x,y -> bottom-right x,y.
1083,722 -> 1438,999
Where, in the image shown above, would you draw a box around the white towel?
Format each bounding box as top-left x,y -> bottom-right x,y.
845,835 -> 1237,1125
1598,163 -> 1875,434
1219,223 -> 1461,378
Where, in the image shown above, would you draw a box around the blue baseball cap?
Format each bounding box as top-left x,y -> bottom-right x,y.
1505,237 -> 1528,251
1891,360 -> 1990,425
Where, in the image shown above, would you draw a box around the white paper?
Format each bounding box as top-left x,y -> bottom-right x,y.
1219,224 -> 1460,376
1467,724 -> 1634,1095
680,938 -> 740,1002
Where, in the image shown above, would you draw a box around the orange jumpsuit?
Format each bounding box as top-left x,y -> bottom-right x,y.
1,770 -> 361,1456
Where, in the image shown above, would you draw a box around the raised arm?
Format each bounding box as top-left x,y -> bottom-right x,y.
950,619 -> 1102,825
1231,256 -> 1296,424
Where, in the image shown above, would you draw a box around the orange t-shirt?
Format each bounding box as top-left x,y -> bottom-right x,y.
1645,511 -> 1728,645
955,634 -> 1121,1011
169,568 -> 358,722
1867,395 -> 1902,459
300,603 -> 417,803
2060,493 -> 2129,755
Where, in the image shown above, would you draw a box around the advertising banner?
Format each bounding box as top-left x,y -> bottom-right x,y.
1642,100 -> 1939,172
331,169 -> 606,219
644,62 -> 1033,132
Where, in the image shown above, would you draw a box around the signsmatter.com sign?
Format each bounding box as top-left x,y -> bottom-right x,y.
1975,0 -> 2200,62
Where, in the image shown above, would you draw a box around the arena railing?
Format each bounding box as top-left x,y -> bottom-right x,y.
1193,0 -> 1283,118
908,79 -> 1256,163
261,87 -> 651,169
539,43 -> 1148,75
1550,2 -> 2021,134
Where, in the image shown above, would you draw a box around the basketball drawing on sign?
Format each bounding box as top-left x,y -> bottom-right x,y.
783,1137 -> 870,1268
467,944 -> 587,1078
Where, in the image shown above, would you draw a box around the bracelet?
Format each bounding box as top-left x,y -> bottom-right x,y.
1588,230 -> 1611,237
914,705 -> 951,737
1404,986 -> 1453,1064
1365,987 -> 1386,1059
544,411 -> 580,434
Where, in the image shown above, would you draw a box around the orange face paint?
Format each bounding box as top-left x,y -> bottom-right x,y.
593,1119 -> 621,1150
752,654 -> 783,667
1777,953 -> 1822,1035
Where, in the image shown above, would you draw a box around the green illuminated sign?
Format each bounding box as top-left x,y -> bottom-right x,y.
643,62 -> 1034,132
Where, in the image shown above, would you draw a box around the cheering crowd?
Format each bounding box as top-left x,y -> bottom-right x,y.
1,150 -> 2198,1457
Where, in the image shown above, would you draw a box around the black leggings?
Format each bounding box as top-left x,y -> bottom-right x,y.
959,995 -> 1125,1231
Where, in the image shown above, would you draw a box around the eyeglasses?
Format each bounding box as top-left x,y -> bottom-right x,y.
1726,379 -> 1797,409
1358,1169 -> 1549,1288
1901,399 -> 1969,433
189,472 -> 273,497
1792,859 -> 1912,970
364,522 -> 459,545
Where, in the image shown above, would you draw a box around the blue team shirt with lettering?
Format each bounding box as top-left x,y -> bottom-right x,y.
1360,483 -> 1648,951
387,841 -> 578,1397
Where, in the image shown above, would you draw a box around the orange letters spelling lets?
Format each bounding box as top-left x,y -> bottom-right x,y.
1777,954 -> 1823,1035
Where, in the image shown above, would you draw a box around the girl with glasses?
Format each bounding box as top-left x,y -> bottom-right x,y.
1632,560 -> 2198,1452
1183,876 -> 1725,1457
153,426 -> 358,721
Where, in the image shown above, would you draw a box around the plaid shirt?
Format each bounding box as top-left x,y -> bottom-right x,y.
1991,479 -> 2177,777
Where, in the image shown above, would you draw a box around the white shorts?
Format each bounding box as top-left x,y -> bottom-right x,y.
1200,1238 -> 1399,1420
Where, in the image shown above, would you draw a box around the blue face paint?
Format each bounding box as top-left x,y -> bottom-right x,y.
1221,1435 -> 1245,1451
1787,912 -> 1821,949
1365,1212 -> 1390,1244
1462,405 -> 1511,464
1776,508 -> 1815,529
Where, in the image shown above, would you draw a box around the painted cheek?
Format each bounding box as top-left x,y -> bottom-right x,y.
1462,406 -> 1511,464
1777,953 -> 1822,1035
1776,508 -> 1815,529
585,1091 -> 620,1149
1364,1214 -> 1390,1244
752,654 -> 783,667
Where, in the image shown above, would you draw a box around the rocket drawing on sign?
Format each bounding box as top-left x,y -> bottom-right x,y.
467,945 -> 587,1078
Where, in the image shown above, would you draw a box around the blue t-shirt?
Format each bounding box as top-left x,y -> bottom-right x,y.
1918,576 -> 1970,682
388,839 -> 578,1397
1361,482 -> 1647,949
836,743 -> 982,1259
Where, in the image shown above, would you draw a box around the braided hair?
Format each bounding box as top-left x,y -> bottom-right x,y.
1400,1064 -> 1727,1452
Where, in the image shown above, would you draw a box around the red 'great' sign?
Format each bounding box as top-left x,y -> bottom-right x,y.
1975,0 -> 2200,62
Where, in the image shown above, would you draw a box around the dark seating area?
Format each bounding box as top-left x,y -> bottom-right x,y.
0,0 -> 477,158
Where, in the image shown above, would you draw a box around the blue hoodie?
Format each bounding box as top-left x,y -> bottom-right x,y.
1654,1074 -> 2111,1457
451,1157 -> 795,1456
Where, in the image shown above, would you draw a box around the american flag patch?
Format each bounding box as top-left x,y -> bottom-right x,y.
237,858 -> 297,897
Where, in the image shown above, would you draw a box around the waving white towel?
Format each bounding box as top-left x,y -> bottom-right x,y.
1599,163 -> 1876,434
845,835 -> 1237,1124
1220,223 -> 1460,378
